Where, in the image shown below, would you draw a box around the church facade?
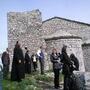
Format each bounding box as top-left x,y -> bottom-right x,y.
8,9 -> 90,72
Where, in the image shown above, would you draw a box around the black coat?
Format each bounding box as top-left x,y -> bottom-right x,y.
1,52 -> 10,66
25,52 -> 31,74
11,47 -> 25,82
70,54 -> 79,71
50,53 -> 61,70
61,51 -> 72,75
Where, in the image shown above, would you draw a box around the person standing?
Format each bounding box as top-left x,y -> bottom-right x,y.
25,47 -> 31,74
69,53 -> 80,90
1,48 -> 10,79
11,41 -> 25,82
50,48 -> 61,89
31,53 -> 38,72
61,45 -> 72,90
70,53 -> 79,71
37,46 -> 44,74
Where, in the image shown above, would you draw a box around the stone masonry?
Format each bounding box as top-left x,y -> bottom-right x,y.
82,43 -> 90,72
8,10 -> 43,70
43,30 -> 85,71
8,9 -> 90,72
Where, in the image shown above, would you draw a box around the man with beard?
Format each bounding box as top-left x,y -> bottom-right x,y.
11,41 -> 25,82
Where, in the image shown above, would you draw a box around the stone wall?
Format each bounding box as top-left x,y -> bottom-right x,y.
41,17 -> 90,43
8,10 -> 43,54
45,37 -> 85,72
82,44 -> 90,72
41,17 -> 90,71
8,9 -> 43,70
8,10 -> 90,71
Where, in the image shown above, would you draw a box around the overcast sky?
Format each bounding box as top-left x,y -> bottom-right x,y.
0,0 -> 90,53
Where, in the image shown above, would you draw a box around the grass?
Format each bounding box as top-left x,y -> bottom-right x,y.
3,76 -> 43,90
2,71 -> 63,90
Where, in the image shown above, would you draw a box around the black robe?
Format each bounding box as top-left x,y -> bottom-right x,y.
70,54 -> 79,71
25,52 -> 31,74
61,47 -> 72,90
11,47 -> 25,82
61,51 -> 72,75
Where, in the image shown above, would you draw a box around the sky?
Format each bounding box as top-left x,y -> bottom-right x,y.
0,0 -> 90,53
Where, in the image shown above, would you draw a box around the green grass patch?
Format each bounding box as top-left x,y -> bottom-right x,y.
2,75 -> 42,90
2,71 -> 63,90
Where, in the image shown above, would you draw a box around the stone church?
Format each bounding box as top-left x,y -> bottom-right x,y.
8,9 -> 90,72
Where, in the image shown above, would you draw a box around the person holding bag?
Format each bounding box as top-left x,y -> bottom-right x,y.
50,48 -> 61,89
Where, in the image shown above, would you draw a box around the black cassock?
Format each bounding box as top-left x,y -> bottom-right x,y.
61,48 -> 72,90
11,47 -> 25,82
25,52 -> 31,74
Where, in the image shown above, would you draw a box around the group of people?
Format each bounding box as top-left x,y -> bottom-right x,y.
24,47 -> 38,74
1,41 -> 80,90
11,41 -> 45,82
1,41 -> 45,82
50,45 -> 79,90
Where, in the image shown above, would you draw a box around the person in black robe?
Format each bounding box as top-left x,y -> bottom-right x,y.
70,53 -> 79,71
69,53 -> 80,90
25,47 -> 31,74
61,45 -> 72,90
11,41 -> 25,82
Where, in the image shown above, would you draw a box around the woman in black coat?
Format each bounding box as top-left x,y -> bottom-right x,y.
50,48 -> 61,89
11,41 -> 25,82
